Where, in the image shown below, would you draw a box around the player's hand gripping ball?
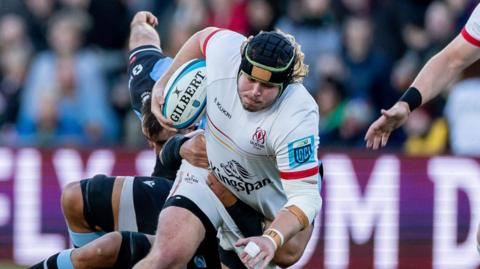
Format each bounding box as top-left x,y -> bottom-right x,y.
162,59 -> 207,129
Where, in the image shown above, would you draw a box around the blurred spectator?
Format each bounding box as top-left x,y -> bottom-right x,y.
16,9 -> 118,146
58,0 -> 89,10
0,0 -> 472,151
276,0 -> 341,94
391,52 -> 419,93
444,61 -> 480,156
167,20 -> 196,55
44,0 -> 131,50
425,1 -> 455,53
401,23 -> 430,55
402,1 -> 456,66
246,0 -> 278,35
0,14 -> 32,143
166,0 -> 208,55
82,0 -> 133,135
0,47 -> 31,142
110,74 -> 142,145
396,1 -> 454,153
110,75 -> 131,120
332,0 -> 420,56
0,0 -> 23,16
339,99 -> 374,146
0,14 -> 31,52
125,0 -> 157,14
174,0 -> 208,29
341,16 -> 397,113
403,108 -> 447,155
316,54 -> 345,82
371,1 -> 408,60
125,0 -> 173,20
207,0 -> 248,34
21,0 -> 58,51
124,112 -> 145,149
332,0 -> 371,20
445,0 -> 475,31
85,0 -> 130,50
315,77 -> 347,146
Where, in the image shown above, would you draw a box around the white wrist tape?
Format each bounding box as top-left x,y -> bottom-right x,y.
244,241 -> 261,257
262,228 -> 284,250
262,234 -> 278,250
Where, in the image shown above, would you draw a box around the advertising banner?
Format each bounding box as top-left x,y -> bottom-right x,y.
0,148 -> 479,268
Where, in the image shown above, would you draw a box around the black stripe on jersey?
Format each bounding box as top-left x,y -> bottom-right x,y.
128,45 -> 166,115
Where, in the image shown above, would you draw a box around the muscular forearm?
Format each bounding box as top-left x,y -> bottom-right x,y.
160,134 -> 190,170
262,181 -> 320,250
412,53 -> 462,105
129,12 -> 160,50
155,29 -> 210,90
412,35 -> 480,105
265,210 -> 303,245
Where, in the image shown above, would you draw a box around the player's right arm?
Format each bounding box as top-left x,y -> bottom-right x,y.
412,34 -> 480,105
365,4 -> 480,149
150,27 -> 221,131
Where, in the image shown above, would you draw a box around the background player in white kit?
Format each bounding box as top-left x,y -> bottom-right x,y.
135,28 -> 322,269
364,3 -> 480,254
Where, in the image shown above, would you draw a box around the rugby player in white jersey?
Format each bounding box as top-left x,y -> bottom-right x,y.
364,3 -> 480,254
136,27 -> 322,269
29,12 -> 308,269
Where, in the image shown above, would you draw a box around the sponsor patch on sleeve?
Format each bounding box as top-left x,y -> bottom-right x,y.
287,135 -> 315,168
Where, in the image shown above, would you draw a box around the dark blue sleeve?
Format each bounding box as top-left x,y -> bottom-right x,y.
128,45 -> 172,118
151,134 -> 190,179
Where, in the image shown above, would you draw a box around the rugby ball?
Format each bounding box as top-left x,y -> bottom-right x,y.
162,59 -> 207,129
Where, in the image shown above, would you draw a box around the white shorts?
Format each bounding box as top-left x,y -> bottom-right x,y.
169,160 -> 275,269
169,160 -> 244,251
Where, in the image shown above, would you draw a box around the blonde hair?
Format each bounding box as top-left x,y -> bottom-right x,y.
240,30 -> 309,84
278,30 -> 309,83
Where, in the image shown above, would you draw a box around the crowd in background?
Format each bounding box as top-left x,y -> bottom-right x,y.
0,0 -> 478,155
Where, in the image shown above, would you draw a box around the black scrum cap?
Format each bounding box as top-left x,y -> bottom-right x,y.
239,31 -> 295,92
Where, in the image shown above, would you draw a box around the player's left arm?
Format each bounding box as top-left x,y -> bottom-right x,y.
269,107 -> 321,241
129,11 -> 160,50
236,103 -> 321,268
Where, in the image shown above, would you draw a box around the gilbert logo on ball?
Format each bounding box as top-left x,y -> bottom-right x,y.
162,59 -> 207,129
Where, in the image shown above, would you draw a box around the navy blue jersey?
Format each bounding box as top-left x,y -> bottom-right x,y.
128,45 -> 172,118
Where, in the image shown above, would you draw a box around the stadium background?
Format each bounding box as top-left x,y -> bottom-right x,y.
0,0 -> 480,268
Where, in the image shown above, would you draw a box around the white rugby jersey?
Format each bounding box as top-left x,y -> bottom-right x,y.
462,4 -> 480,46
203,30 -> 320,221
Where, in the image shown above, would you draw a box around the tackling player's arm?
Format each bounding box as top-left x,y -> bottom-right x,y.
129,11 -> 160,50
159,130 -> 209,173
150,27 -> 220,130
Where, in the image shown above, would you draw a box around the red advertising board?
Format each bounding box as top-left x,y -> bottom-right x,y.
0,148 -> 479,268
